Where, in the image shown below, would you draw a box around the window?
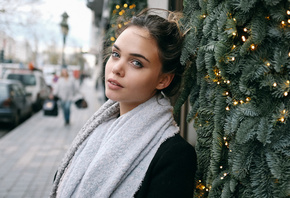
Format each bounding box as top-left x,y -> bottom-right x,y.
7,74 -> 36,86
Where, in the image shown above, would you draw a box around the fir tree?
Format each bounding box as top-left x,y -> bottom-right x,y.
178,0 -> 290,197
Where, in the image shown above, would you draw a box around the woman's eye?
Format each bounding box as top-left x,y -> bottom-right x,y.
132,60 -> 143,68
111,51 -> 120,58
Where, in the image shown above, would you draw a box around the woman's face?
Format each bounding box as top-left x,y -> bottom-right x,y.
105,26 -> 170,114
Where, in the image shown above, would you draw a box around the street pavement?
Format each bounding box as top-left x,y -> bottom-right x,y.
0,78 -> 105,198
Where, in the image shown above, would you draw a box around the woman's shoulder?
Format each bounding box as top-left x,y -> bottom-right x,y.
153,133 -> 197,165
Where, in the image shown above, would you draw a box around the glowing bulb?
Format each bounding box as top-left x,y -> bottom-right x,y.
233,18 -> 236,22
266,62 -> 270,66
242,36 -> 246,42
288,52 -> 290,57
225,142 -> 228,146
287,10 -> 290,15
217,82 -> 220,85
282,109 -> 286,114
202,14 -> 206,18
124,3 -> 128,8
231,57 -> 235,61
232,45 -> 236,49
246,97 -> 251,102
223,137 -> 227,140
284,92 -> 288,96
273,82 -> 277,87
240,100 -> 244,104
116,5 -> 120,9
199,180 -> 202,183
202,186 -> 206,189
250,44 -> 256,50
233,101 -> 238,105
243,28 -> 248,32
223,173 -> 227,176
288,19 -> 290,24
227,80 -> 230,84
287,80 -> 290,84
110,37 -> 115,42
226,106 -> 230,111
280,117 -> 285,122
281,21 -> 286,27
206,188 -> 209,191
221,177 -> 224,180
230,149 -> 232,152
232,32 -> 237,36
225,91 -> 229,95
220,166 -> 223,169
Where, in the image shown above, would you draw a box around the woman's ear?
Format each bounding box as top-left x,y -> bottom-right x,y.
156,73 -> 175,90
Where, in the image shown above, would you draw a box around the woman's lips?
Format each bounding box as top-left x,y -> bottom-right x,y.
107,78 -> 124,90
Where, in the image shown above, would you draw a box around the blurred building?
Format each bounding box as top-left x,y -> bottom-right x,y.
0,31 -> 33,64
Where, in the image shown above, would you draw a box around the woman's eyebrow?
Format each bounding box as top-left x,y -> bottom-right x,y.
113,44 -> 150,63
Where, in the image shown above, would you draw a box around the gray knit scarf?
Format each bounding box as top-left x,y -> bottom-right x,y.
50,95 -> 179,198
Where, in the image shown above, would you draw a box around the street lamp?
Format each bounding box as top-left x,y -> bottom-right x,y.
60,12 -> 69,67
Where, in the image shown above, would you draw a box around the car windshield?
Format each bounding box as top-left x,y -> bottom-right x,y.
0,84 -> 8,98
7,74 -> 36,86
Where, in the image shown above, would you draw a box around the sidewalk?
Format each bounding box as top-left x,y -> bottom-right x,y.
0,78 -> 105,198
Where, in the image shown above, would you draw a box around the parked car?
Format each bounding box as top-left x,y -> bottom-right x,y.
3,68 -> 51,111
0,79 -> 33,127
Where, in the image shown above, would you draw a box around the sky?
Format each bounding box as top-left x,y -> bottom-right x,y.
36,0 -> 92,50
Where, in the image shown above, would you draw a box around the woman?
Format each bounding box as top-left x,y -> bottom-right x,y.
53,68 -> 77,125
51,10 -> 197,198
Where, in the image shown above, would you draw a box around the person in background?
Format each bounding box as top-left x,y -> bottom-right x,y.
50,9 -> 197,198
52,67 -> 77,125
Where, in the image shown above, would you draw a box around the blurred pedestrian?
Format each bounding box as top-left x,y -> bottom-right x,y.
51,9 -> 197,198
52,67 -> 77,125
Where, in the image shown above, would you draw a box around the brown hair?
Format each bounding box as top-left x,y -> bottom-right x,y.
117,9 -> 185,97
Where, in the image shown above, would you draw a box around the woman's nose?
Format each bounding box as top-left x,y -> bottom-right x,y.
112,61 -> 125,77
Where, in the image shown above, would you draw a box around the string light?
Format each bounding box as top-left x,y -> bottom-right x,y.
232,32 -> 237,36
288,52 -> 290,57
288,19 -> 290,24
250,44 -> 256,50
221,177 -> 224,180
227,80 -> 230,84
223,173 -> 227,176
226,106 -> 230,111
241,36 -> 246,42
233,18 -> 236,22
220,166 -> 223,169
116,5 -> 120,9
225,142 -> 229,146
284,92 -> 288,96
232,45 -> 236,50
118,24 -> 122,28
233,101 -> 238,105
265,16 -> 270,20
240,100 -> 244,104
246,97 -> 251,102
266,62 -> 270,66
280,116 -> 285,122
124,3 -> 128,8
225,91 -> 229,95
273,82 -> 277,87
231,57 -> 235,61
110,37 -> 115,42
243,28 -> 248,32
282,109 -> 286,114
287,80 -> 290,84
202,14 -> 207,18
287,10 -> 290,15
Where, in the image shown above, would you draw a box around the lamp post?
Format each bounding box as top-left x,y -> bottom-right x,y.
60,12 -> 69,67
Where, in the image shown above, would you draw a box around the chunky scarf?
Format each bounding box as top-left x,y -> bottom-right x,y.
50,95 -> 179,198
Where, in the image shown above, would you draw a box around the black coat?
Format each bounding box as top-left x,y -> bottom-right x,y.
134,134 -> 197,198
